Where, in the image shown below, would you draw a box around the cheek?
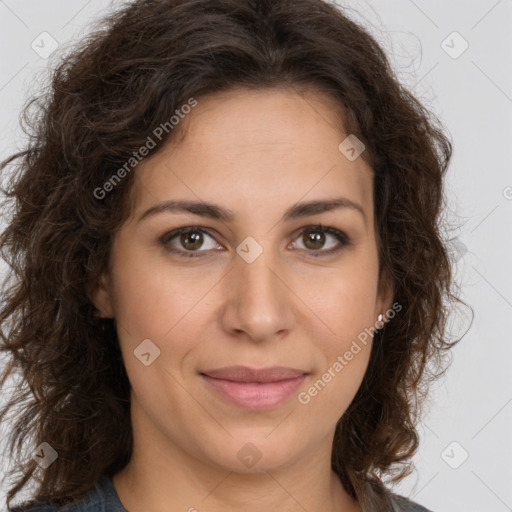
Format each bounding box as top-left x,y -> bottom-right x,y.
296,255 -> 378,411
110,247 -> 219,340
298,321 -> 374,424
109,251 -> 206,409
303,255 -> 380,344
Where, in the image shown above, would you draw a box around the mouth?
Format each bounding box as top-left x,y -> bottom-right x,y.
199,366 -> 308,410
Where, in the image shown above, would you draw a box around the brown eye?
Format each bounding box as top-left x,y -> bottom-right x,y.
302,230 -> 326,250
160,227 -> 220,257
292,225 -> 351,256
179,230 -> 204,251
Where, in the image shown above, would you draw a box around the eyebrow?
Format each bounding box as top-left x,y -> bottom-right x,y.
137,197 -> 367,226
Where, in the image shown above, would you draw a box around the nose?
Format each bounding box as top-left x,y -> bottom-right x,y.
219,245 -> 295,343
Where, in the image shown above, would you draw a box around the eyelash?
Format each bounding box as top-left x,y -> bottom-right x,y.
159,224 -> 352,259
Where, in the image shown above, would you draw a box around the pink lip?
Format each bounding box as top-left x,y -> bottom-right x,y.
200,366 -> 308,409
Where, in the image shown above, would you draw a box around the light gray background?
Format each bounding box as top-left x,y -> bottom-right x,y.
0,1 -> 511,511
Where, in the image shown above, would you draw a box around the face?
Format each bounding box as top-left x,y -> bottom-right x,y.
93,87 -> 393,474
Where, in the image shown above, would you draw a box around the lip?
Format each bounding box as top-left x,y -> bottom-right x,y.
200,366 -> 308,410
201,365 -> 307,383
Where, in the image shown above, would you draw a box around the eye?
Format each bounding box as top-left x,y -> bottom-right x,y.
160,227 -> 221,257
290,224 -> 351,256
160,224 -> 351,258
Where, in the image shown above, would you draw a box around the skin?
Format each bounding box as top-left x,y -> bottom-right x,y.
92,86 -> 394,512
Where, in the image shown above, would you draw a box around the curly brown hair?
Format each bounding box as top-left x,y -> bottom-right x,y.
0,0 -> 469,509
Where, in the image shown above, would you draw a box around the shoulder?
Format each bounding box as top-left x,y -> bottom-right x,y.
390,493 -> 434,512
7,476 -> 127,512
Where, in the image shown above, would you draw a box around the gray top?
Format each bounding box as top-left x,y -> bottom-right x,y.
9,476 -> 432,511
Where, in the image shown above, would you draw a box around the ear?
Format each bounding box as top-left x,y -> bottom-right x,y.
376,268 -> 395,320
89,273 -> 115,319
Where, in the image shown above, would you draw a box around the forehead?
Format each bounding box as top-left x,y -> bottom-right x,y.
130,87 -> 374,223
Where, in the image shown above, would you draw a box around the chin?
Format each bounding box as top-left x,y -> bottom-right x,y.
201,435 -> 304,474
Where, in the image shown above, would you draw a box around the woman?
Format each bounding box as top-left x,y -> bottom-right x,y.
0,0 -> 466,510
